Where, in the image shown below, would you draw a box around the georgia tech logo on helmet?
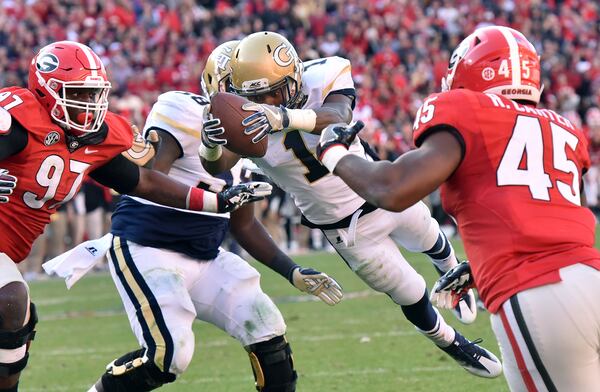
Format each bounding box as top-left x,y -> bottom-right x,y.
273,43 -> 294,67
36,53 -> 60,73
216,53 -> 231,71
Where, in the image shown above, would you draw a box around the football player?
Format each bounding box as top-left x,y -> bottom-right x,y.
87,42 -> 342,392
318,25 -> 600,391
201,40 -> 239,98
0,41 -> 267,392
200,31 -> 502,378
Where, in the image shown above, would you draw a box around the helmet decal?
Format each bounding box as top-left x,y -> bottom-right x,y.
36,53 -> 59,73
273,43 -> 294,67
481,67 -> 495,81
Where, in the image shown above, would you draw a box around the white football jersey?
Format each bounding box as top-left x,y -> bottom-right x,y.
251,57 -> 368,225
135,90 -> 243,218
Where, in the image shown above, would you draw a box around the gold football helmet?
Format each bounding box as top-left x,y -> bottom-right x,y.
230,31 -> 305,108
202,40 -> 240,97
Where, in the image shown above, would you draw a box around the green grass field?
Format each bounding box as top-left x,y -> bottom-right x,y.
23,240 -> 511,392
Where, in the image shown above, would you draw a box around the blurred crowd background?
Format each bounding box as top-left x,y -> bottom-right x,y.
2,0 -> 600,278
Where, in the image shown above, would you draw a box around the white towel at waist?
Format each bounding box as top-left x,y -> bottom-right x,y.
42,234 -> 113,289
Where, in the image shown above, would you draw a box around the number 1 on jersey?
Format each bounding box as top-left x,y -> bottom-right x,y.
497,115 -> 580,205
283,130 -> 329,183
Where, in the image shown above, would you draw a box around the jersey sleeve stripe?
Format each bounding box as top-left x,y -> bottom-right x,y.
151,112 -> 201,139
321,64 -> 352,99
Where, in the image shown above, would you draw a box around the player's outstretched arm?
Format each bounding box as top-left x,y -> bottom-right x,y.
317,123 -> 463,212
90,154 -> 270,213
230,203 -> 343,306
241,94 -> 354,143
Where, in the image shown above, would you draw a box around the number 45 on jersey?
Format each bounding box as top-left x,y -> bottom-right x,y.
497,115 -> 581,206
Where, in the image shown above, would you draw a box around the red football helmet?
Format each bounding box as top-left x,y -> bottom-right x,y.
442,26 -> 542,104
28,41 -> 111,134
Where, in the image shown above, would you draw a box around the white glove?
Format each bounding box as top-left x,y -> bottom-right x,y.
0,169 -> 17,203
430,261 -> 475,309
291,266 -> 343,306
241,102 -> 289,143
202,114 -> 227,148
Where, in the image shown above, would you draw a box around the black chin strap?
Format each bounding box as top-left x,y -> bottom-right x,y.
65,122 -> 109,152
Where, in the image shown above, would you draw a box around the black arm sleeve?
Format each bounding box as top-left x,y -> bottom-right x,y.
89,153 -> 141,194
0,119 -> 28,160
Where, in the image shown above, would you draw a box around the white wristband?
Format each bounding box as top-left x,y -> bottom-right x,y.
321,144 -> 350,173
286,109 -> 317,131
198,143 -> 222,162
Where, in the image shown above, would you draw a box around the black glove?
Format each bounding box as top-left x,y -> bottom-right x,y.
0,169 -> 17,203
316,121 -> 365,172
216,181 -> 273,213
430,261 -> 475,309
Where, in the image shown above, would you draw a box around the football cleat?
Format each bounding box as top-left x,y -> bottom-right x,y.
452,289 -> 477,324
440,330 -> 502,378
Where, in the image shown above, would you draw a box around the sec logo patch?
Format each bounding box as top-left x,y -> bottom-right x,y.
44,131 -> 60,146
482,67 -> 495,81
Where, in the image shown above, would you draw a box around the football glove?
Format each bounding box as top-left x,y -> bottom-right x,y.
122,125 -> 160,168
241,102 -> 289,143
430,261 -> 475,309
217,181 -> 272,213
290,266 -> 344,306
201,114 -> 227,148
316,121 -> 365,172
0,169 -> 17,203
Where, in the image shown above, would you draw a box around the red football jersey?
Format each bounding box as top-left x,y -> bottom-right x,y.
0,87 -> 133,262
413,89 -> 600,313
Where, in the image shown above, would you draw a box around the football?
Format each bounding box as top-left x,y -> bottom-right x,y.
209,92 -> 268,158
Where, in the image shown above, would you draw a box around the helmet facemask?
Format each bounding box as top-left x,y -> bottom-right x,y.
44,75 -> 111,134
235,75 -> 304,108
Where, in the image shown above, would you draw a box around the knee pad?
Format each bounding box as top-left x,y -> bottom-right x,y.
98,349 -> 176,392
356,259 -> 425,306
246,336 -> 297,392
0,302 -> 37,377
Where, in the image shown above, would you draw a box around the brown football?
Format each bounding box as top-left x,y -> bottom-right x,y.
209,92 -> 268,158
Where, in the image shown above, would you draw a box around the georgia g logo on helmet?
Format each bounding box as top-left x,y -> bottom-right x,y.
273,43 -> 294,67
36,53 -> 60,73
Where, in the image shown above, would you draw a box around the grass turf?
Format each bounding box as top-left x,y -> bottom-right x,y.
24,240 -> 512,391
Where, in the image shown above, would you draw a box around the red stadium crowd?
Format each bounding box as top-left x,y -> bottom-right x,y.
2,0 -> 600,270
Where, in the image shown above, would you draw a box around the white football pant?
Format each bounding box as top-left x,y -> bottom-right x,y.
107,237 -> 286,375
322,201 -> 441,305
490,263 -> 600,392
